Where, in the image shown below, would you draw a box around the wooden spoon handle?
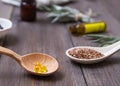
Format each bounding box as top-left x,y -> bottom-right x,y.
0,46 -> 21,63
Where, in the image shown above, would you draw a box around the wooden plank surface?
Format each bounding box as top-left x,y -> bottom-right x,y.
0,5 -> 86,86
69,0 -> 120,86
0,0 -> 120,86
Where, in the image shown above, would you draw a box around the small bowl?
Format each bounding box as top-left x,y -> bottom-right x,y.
0,18 -> 12,37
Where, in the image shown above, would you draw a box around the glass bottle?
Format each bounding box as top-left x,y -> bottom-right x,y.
69,21 -> 106,36
20,0 -> 36,22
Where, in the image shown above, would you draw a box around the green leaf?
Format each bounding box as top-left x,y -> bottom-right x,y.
51,17 -> 60,23
42,5 -> 96,23
85,34 -> 120,47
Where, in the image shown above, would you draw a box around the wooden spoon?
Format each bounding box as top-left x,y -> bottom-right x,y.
0,46 -> 59,76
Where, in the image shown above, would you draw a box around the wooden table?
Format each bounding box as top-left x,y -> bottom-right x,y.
0,0 -> 120,86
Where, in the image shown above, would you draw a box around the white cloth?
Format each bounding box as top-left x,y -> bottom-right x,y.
1,0 -> 72,7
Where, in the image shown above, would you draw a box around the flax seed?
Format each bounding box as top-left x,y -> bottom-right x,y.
68,48 -> 104,59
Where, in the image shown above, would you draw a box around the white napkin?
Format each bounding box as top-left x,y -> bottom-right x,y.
1,0 -> 73,7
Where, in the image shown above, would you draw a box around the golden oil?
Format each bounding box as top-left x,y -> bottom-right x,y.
69,21 -> 106,36
34,62 -> 47,73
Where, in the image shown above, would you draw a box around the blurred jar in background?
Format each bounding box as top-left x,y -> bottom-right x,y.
20,0 -> 36,22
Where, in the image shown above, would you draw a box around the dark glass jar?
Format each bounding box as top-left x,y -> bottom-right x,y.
20,0 -> 36,22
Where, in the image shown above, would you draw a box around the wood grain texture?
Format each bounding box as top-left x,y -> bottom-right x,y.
0,6 -> 86,86
69,0 -> 120,86
0,0 -> 120,86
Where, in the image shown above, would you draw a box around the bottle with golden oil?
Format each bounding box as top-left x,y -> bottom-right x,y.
69,21 -> 106,36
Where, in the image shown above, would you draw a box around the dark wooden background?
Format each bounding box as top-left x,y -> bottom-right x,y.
0,0 -> 120,86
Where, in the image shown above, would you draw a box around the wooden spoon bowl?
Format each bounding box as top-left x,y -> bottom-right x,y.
21,53 -> 59,76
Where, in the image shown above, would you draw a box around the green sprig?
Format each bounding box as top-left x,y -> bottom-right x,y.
39,5 -> 96,23
85,34 -> 120,47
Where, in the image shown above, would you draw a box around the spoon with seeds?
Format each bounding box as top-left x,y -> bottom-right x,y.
66,41 -> 120,64
0,46 -> 59,76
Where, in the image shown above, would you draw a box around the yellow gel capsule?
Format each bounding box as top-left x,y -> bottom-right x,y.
34,66 -> 40,73
34,62 -> 47,73
36,62 -> 42,66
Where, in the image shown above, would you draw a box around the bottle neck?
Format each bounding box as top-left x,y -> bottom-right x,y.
22,0 -> 35,3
